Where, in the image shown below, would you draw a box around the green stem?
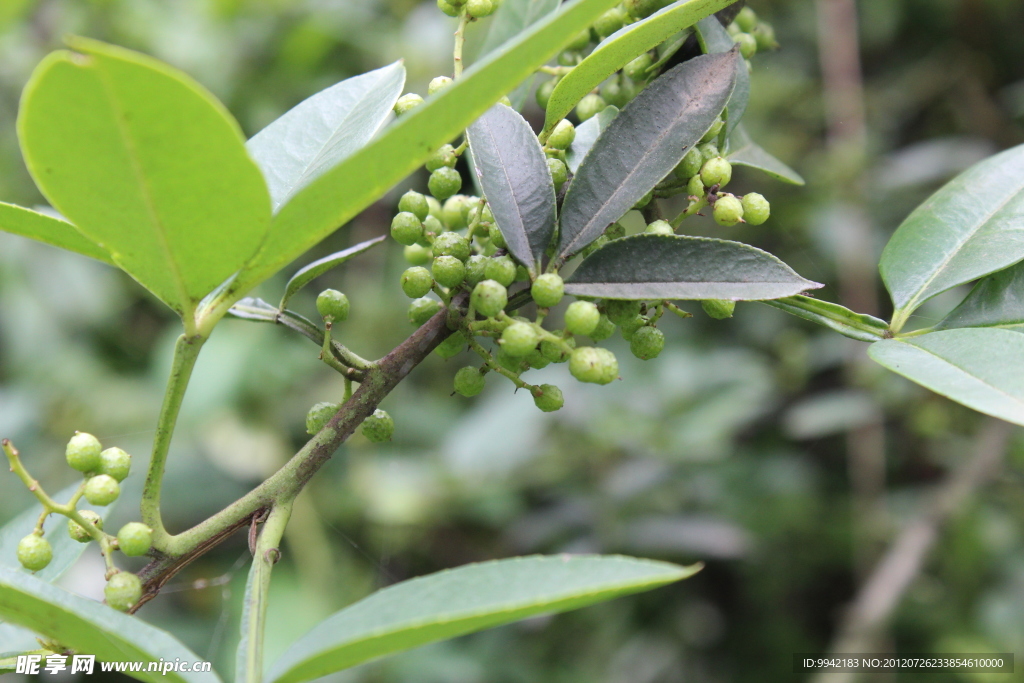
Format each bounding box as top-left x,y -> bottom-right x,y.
454,11 -> 470,79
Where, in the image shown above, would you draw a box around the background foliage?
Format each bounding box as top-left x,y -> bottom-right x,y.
1,0 -> 1023,681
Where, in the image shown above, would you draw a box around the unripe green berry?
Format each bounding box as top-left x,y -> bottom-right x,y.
84,474 -> 120,506
734,32 -> 757,59
454,367 -> 486,397
398,190 -> 430,221
465,254 -> 488,286
17,534 -> 52,571
117,522 -> 153,557
515,265 -> 530,282
466,0 -> 494,18
632,190 -> 653,210
539,336 -> 575,363
68,510 -> 102,543
675,147 -> 705,179
547,158 -> 568,190
500,322 -> 540,357
623,52 -> 653,81
306,401 -> 340,435
629,325 -> 665,360
741,193 -> 771,225
438,0 -> 460,16
316,289 -> 350,322
432,255 -> 466,288
442,195 -> 471,230
558,50 -> 580,67
361,409 -> 394,443
404,243 -> 433,266
569,346 -> 619,385
532,273 -> 564,308
421,215 -> 444,244
687,174 -> 705,198
496,348 -> 527,375
619,314 -> 647,341
566,28 -> 592,51
700,156 -> 733,188
489,224 -> 507,249
105,572 -> 141,612
432,232 -> 471,263
480,204 -> 495,224
702,299 -> 736,319
428,167 -> 462,200
97,447 -> 131,482
428,76 -> 453,96
394,93 -> 424,115
435,333 -> 466,359
408,297 -> 442,325
604,299 -> 641,325
391,211 -> 423,246
753,22 -> 778,50
713,195 -> 744,226
605,222 -> 626,240
565,300 -> 600,336
548,119 -> 576,150
66,432 -> 102,473
624,0 -> 668,19
575,94 -> 607,122
646,220 -> 673,236
536,79 -> 556,110
590,314 -> 616,341
427,195 -> 443,217
532,384 -> 564,412
700,118 -> 725,144
735,6 -> 758,32
400,267 -> 433,298
525,348 -> 551,369
485,255 -> 517,287
698,142 -> 719,161
472,279 -> 508,318
426,144 -> 457,172
593,6 -> 626,38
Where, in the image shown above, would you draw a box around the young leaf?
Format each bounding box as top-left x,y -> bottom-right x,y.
278,236 -> 385,310
246,62 -> 406,213
564,234 -> 822,300
762,295 -> 889,342
468,104 -> 557,275
566,105 -> 618,173
0,566 -> 222,683
880,144 -> 1024,329
0,201 -> 112,264
267,555 -> 697,683
936,261 -> 1024,332
694,14 -> 748,135
557,51 -> 738,261
727,125 -> 805,185
18,38 -> 271,319
541,0 -> 733,135
869,328 -> 1024,426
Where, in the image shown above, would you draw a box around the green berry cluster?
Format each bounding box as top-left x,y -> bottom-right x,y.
727,7 -> 779,63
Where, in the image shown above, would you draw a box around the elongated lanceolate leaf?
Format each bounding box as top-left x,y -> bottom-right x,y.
18,38 -> 271,318
564,234 -> 822,300
468,105 -> 556,274
267,555 -> 697,683
869,328 -> 1024,425
936,260 -> 1024,332
880,144 -> 1024,326
566,105 -> 618,173
476,0 -> 560,109
247,63 -> 405,213
557,51 -> 738,261
727,125 -> 805,185
542,0 -> 732,135
0,202 -> 112,264
0,567 -> 221,683
279,236 -> 385,310
762,296 -> 889,342
694,15 -> 748,135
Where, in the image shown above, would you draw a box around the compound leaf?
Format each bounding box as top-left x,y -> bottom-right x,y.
0,202 -> 112,264
279,236 -> 385,310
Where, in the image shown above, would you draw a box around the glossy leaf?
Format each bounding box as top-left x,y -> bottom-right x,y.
880,144 -> 1024,325
727,125 -> 805,185
279,236 -> 385,310
564,234 -> 822,300
468,104 -> 557,274
0,566 -> 221,683
267,555 -> 697,683
936,261 -> 1024,332
694,14 -> 748,135
476,0 -> 560,109
557,51 -> 738,261
0,201 -> 112,264
18,38 -> 271,319
762,296 -> 888,342
566,105 -> 618,173
542,0 -> 732,135
247,62 -> 405,213
869,328 -> 1024,426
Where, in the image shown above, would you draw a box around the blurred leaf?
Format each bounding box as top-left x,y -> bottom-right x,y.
541,0 -> 732,135
247,62 -> 405,212
0,202 -> 113,264
236,554 -> 270,683
566,105 -> 618,173
18,38 -> 271,319
477,0 -> 560,108
762,295 -> 888,341
727,125 -> 805,185
267,555 -> 698,683
557,51 -> 738,261
880,144 -> 1024,326
468,104 -> 556,275
0,566 -> 221,683
564,234 -> 822,300
279,236 -> 385,310
869,328 -> 1024,425
936,258 -> 1024,332
694,15 -> 748,134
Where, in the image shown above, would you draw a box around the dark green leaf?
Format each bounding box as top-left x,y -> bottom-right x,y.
468,105 -> 556,275
694,14 -> 748,135
0,202 -> 112,264
936,260 -> 1024,332
727,125 -> 805,185
762,295 -> 889,342
566,105 -> 618,173
564,234 -> 822,300
279,237 -> 385,310
557,51 -> 739,261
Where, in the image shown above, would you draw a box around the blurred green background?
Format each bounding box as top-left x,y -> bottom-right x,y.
1,0 -> 1023,681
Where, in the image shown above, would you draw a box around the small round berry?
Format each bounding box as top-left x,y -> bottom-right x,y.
361,409 -> 394,443
496,348 -> 527,375
316,289 -> 350,322
713,195 -> 744,226
701,118 -> 725,143
391,211 -> 423,246
532,384 -> 564,412
409,297 -> 441,325
605,222 -> 626,240
426,144 -> 458,172
394,93 -> 424,115
632,190 -> 653,210
604,299 -> 641,325
531,273 -> 564,308
432,255 -> 467,288
17,534 -> 52,571
525,348 -> 551,369
593,6 -> 626,38
422,215 -> 444,243
674,147 -> 704,179
472,280 -> 508,318
398,190 -> 430,221
687,174 -> 705,198
623,52 -> 653,81
734,32 -> 757,59
735,6 -> 758,32
66,432 -> 102,473
566,28 -> 592,51
700,157 -> 733,188
698,142 -> 720,161
565,300 -> 600,336
569,347 -> 619,385
306,401 -> 339,434
432,231 -> 471,261
600,76 -> 629,108
630,325 -> 665,360
540,336 -> 575,363
741,193 -> 771,225
466,0 -> 494,18
619,314 -> 647,341
500,322 -> 540,357
480,204 -> 495,224
702,299 -> 736,319
547,119 -> 576,150
590,314 -> 616,341
488,224 -> 507,249
401,267 -> 433,298
465,254 -> 489,286
558,50 -> 580,67
68,510 -> 102,543
646,220 -> 674,236
547,158 -> 568,190
97,447 -> 131,482
485,255 -> 517,287
428,167 -> 462,200
753,22 -> 778,50
105,572 -> 142,612
438,0 -> 460,16
442,195 -> 471,230
435,333 -> 466,359
454,366 -> 486,397
84,474 -> 120,507
536,79 -> 556,110
404,243 -> 433,266
428,76 -> 453,96
117,522 -> 153,557
575,94 -> 607,122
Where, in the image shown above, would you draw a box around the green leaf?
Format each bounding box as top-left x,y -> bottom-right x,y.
267,555 -> 697,683
247,62 -> 405,213
869,328 -> 1024,426
564,234 -> 822,300
936,261 -> 1024,332
557,51 -> 738,261
235,555 -> 270,683
278,236 -> 385,310
476,0 -> 560,109
0,201 -> 112,264
565,105 -> 618,173
0,566 -> 222,683
18,38 -> 271,319
726,125 -> 805,185
762,295 -> 889,342
880,143 -> 1024,328
694,14 -> 748,135
468,105 -> 557,275
541,0 -> 732,136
